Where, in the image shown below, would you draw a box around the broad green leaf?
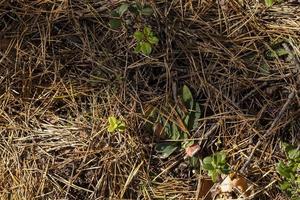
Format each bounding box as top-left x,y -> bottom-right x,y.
216,152 -> 226,164
277,161 -> 293,179
266,48 -> 288,58
109,19 -> 122,29
155,142 -> 178,159
208,169 -> 218,182
288,149 -> 300,161
182,140 -> 194,149
280,181 -> 291,191
140,42 -> 152,55
141,6 -> 154,16
108,116 -> 117,132
265,0 -> 273,7
171,123 -> 180,140
134,43 -> 142,53
180,132 -> 188,139
193,103 -> 201,129
117,3 -> 129,16
143,26 -> 152,37
118,121 -> 126,132
107,116 -> 125,132
189,157 -> 200,168
128,5 -> 139,14
108,125 -> 116,133
182,85 -> 193,109
112,11 -> 120,17
184,114 -> 190,128
134,31 -> 144,41
203,157 -> 214,170
148,36 -> 159,45
108,116 -> 117,126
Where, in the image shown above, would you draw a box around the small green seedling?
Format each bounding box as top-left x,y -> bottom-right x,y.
276,142 -> 300,199
134,26 -> 159,55
265,0 -> 274,7
265,0 -> 284,7
202,152 -> 230,182
107,116 -> 126,133
109,2 -> 154,29
150,85 -> 201,160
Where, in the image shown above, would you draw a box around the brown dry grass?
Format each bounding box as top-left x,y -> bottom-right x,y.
0,0 -> 299,199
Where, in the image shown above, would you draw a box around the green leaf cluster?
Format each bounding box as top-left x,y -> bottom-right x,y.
134,26 -> 159,55
151,85 -> 201,159
202,152 -> 230,182
109,2 -> 154,29
107,116 -> 126,133
276,142 -> 300,199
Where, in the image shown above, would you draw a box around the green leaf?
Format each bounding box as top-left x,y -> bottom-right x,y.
111,11 -> 120,17
155,142 -> 178,159
180,132 -> 188,139
171,123 -> 180,140
288,149 -> 300,161
184,114 -> 190,128
266,48 -> 288,59
109,19 -> 122,29
203,157 -> 214,170
128,4 -> 139,14
134,31 -> 144,41
107,116 -> 125,132
182,85 -> 194,109
148,36 -> 159,45
277,161 -> 293,179
216,152 -> 226,165
117,3 -> 129,16
140,42 -> 152,55
182,140 -> 194,149
208,169 -> 218,182
265,0 -> 273,7
107,116 -> 117,132
189,156 -> 200,168
134,43 -> 142,53
280,181 -> 291,191
118,121 -> 126,132
143,26 -> 152,37
193,103 -> 201,129
141,6 -> 154,16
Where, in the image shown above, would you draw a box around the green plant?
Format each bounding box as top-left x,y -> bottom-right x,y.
264,0 -> 285,7
107,116 -> 126,133
149,85 -> 201,159
265,0 -> 274,7
109,2 -> 154,29
202,152 -> 230,182
276,142 -> 300,199
134,26 -> 159,55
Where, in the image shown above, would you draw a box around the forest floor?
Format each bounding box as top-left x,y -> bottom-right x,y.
0,0 -> 299,199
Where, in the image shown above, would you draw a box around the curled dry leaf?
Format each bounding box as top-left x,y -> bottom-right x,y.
185,144 -> 200,157
217,173 -> 250,198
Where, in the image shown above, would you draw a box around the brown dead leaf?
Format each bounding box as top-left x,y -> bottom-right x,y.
185,144 -> 200,157
197,178 -> 214,200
